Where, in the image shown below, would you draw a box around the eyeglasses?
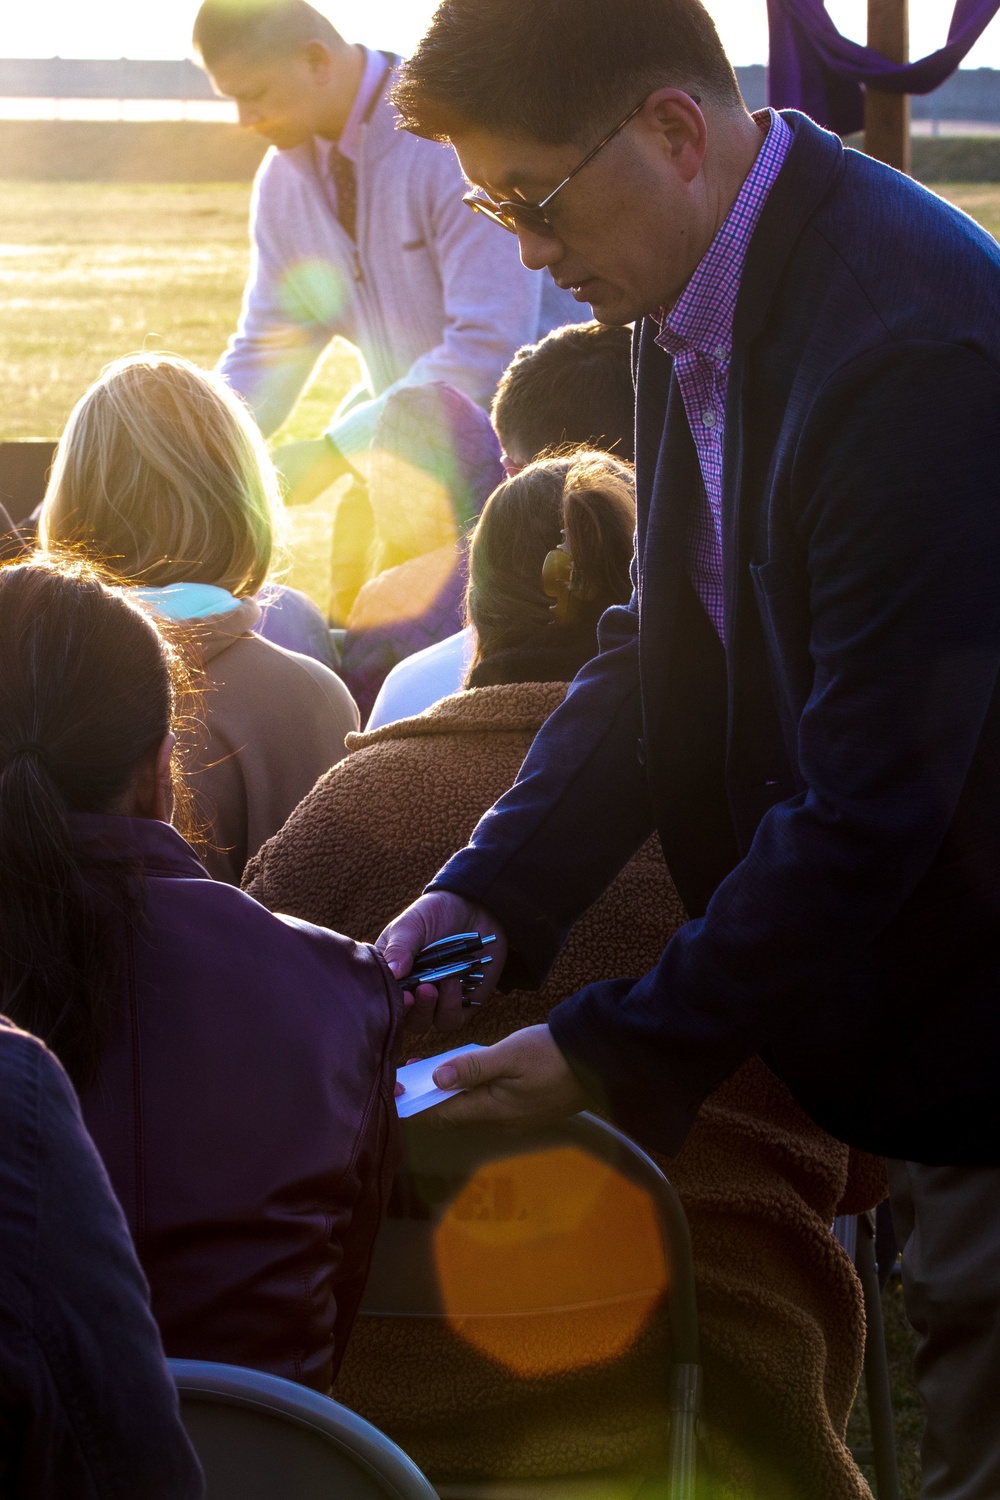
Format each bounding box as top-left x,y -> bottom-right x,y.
462,93 -> 700,237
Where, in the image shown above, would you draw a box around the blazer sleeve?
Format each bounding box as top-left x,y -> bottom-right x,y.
548,341 -> 1000,1154
218,158 -> 335,438
428,588 -> 657,986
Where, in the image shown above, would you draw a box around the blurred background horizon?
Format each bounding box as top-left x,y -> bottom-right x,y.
1,0 -> 999,68
4,0 -> 1000,665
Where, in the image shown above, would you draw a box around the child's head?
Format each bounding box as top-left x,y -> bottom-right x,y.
0,555 -> 190,1087
466,450 -> 635,682
491,321 -> 635,475
41,353 -> 280,596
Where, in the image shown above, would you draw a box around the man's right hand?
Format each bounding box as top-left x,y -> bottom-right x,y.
377,891 -> 508,1034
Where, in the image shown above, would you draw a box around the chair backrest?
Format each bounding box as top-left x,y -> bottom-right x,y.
170,1359 -> 439,1500
362,1110 -> 699,1371
358,1112 -> 701,1500
0,440 -> 57,524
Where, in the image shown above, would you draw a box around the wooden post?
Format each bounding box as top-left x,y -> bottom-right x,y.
864,0 -> 910,173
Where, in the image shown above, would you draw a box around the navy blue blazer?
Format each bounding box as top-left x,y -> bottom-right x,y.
432,113 -> 1000,1164
0,1020 -> 203,1498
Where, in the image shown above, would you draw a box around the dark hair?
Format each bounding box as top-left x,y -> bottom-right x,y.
0,557 -> 190,1090
493,321 -> 636,466
193,0 -> 340,68
393,0 -> 741,146
466,451 -> 635,685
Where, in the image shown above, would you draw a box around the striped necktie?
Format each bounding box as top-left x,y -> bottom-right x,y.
329,147 -> 357,242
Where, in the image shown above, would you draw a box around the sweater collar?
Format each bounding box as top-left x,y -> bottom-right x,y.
285,54 -> 403,179
67,813 -> 210,880
348,680 -> 570,750
314,45 -> 391,167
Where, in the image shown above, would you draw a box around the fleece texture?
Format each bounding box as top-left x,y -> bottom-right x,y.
244,682 -> 885,1499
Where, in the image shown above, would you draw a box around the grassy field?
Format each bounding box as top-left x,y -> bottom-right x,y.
0,181 -> 361,606
3,178 -> 1000,614
4,175 -> 993,1498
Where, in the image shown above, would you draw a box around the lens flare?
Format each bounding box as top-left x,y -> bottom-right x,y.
278,257 -> 350,325
432,1146 -> 668,1379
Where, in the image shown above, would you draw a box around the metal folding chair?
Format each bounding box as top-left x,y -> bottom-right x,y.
834,1211 -> 902,1500
0,439 -> 57,525
170,1358 -> 438,1500
358,1111 -> 702,1500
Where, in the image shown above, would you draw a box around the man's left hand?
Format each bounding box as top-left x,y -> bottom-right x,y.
429,1025 -> 589,1128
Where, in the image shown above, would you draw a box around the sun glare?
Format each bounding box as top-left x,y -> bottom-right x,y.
2,1 -> 999,68
432,1147 -> 668,1379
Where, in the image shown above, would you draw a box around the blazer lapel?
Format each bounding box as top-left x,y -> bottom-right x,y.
634,318 -> 738,914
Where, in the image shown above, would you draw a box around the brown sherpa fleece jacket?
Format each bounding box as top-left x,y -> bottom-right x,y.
245,682 -> 885,1500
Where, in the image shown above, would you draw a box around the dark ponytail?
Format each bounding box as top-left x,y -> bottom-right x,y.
465,450 -> 636,681
0,557 -> 188,1089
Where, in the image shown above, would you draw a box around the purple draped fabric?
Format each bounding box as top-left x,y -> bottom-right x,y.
767,0 -> 1000,135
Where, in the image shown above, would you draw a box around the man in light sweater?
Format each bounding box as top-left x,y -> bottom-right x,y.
193,0 -> 580,504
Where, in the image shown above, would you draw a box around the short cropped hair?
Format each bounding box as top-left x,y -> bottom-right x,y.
393,0 -> 741,145
492,321 -> 635,465
192,0 -> 340,68
41,353 -> 280,598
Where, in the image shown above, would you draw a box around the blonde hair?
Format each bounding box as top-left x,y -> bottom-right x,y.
41,353 -> 281,597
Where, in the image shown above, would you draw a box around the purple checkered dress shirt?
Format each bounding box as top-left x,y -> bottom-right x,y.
655,110 -> 792,644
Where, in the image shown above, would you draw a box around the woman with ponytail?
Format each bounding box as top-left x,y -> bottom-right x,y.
0,556 -> 401,1393
245,452 -> 885,1500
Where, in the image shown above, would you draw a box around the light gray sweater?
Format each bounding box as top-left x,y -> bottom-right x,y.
219,57 -> 581,448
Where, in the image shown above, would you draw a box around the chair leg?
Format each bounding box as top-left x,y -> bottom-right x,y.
666,1362 -> 701,1500
855,1212 -> 902,1500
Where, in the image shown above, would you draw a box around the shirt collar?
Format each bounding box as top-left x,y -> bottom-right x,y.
68,813 -> 211,880
656,108 -> 792,367
315,45 -> 388,168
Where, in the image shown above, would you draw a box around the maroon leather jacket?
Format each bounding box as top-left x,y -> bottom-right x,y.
76,814 -> 401,1393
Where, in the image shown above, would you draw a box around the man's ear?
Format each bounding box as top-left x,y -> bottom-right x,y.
302,40 -> 333,82
641,88 -> 708,184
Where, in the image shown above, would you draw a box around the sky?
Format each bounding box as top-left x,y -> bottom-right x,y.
2,0 -> 1000,69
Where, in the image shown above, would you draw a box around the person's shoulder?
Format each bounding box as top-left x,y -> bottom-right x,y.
253,141 -> 309,192
0,1019 -> 47,1120
160,879 -> 398,1034
0,1022 -> 84,1225
221,883 -> 398,1007
270,640 -> 359,721
224,629 -> 354,703
367,628 -> 473,729
812,148 -> 1000,334
0,1019 -> 74,1111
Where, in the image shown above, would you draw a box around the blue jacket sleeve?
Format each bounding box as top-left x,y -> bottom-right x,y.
429,588 -> 656,985
549,342 -> 1000,1153
0,1028 -> 203,1499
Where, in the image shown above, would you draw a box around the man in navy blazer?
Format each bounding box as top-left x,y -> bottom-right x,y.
381,1 -> 1000,1491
